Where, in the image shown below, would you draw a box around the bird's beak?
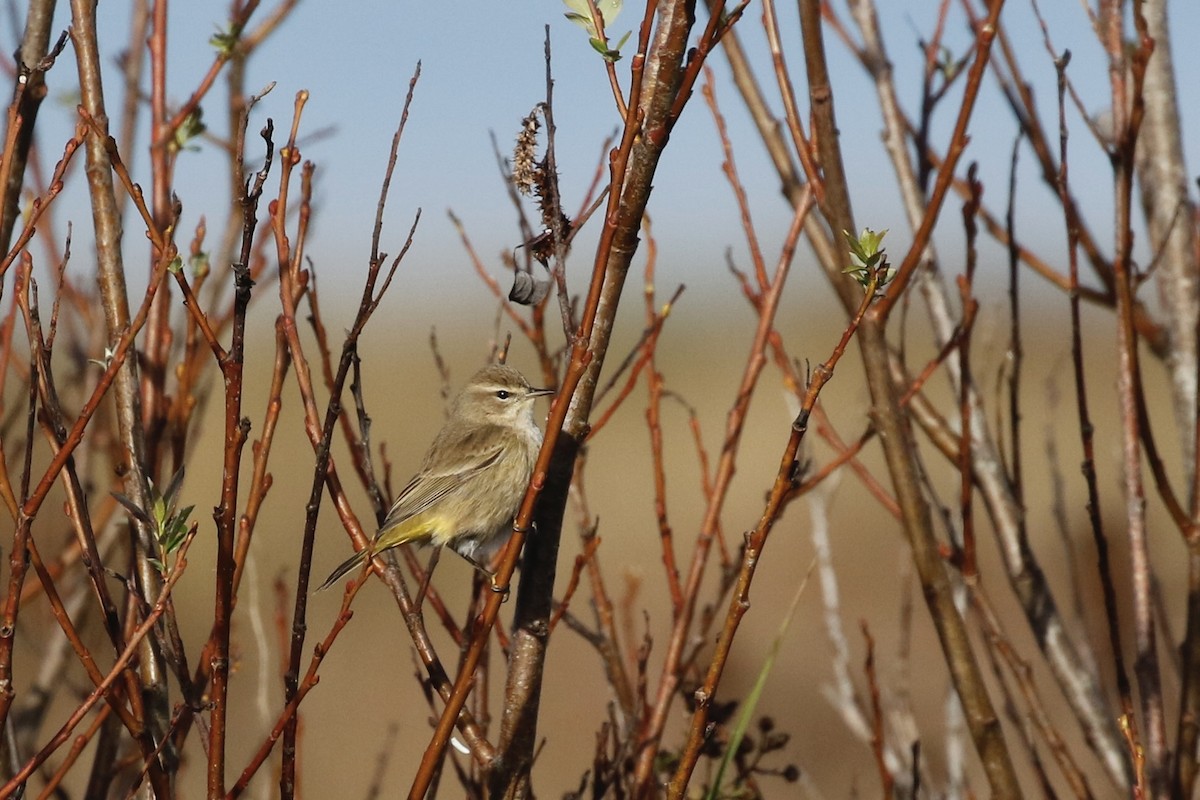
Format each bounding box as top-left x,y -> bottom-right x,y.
529,387 -> 555,398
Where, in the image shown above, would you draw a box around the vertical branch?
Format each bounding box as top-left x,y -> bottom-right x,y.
1004,134 -> 1024,523
0,526 -> 199,796
641,220 -> 683,612
632,187 -> 813,796
489,0 -> 700,796
433,2 -> 725,796
843,0 -> 1129,783
957,165 -> 980,578
18,263 -> 177,787
796,0 -> 852,238
1149,0 -> 1200,789
862,621 -> 895,798
278,153 -> 316,800
1135,0 -> 1198,483
207,121 -> 271,797
142,0 -> 173,463
704,0 -> 840,276
1107,5 -> 1165,793
69,0 -> 174,788
275,71 -> 419,799
115,0 -> 149,218
802,0 -> 1021,793
1178,542 -> 1200,795
668,257 -> 877,796
1051,52 -> 1135,749
0,270 -> 37,741
759,0 -> 823,198
0,0 -> 61,253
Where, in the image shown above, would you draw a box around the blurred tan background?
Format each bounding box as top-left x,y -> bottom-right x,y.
95,272 -> 1178,798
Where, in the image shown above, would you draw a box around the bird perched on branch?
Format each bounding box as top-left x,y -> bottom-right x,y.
319,364 -> 553,591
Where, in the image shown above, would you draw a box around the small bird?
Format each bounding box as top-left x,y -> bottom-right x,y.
318,364 -> 553,591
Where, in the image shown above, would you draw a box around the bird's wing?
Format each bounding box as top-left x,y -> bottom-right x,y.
378,444 -> 505,531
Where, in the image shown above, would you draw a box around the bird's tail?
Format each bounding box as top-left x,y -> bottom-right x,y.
317,547 -> 371,592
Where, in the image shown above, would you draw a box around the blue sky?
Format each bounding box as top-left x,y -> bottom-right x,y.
11,1 -> 1200,305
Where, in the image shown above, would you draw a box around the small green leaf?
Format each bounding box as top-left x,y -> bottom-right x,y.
114,468 -> 193,561
112,491 -> 154,527
563,0 -> 622,37
564,0 -> 627,60
171,108 -> 207,154
163,467 -> 186,504
190,252 -> 210,280
209,22 -> 244,56
160,503 -> 195,555
587,37 -> 624,62
841,228 -> 891,290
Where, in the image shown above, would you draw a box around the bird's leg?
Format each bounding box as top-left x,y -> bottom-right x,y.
482,522 -> 538,597
455,544 -> 505,592
460,551 -> 494,578
451,534 -> 521,599
461,556 -> 510,601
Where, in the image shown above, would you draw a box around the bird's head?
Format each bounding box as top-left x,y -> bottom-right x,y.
452,364 -> 554,427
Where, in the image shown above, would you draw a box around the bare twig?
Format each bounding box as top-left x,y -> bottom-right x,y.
0,522 -> 199,795
669,232 -> 874,795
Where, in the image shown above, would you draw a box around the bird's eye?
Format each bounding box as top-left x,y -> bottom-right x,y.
495,390 -> 511,400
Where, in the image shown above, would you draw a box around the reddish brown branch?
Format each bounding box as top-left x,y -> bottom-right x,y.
869,1 -> 1002,322
0,523 -> 198,795
957,166 -> 981,577
668,234 -> 873,796
861,621 -> 894,798
227,579 -> 363,799
1105,4 -> 1164,790
207,119 -> 270,796
636,187 -> 815,793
